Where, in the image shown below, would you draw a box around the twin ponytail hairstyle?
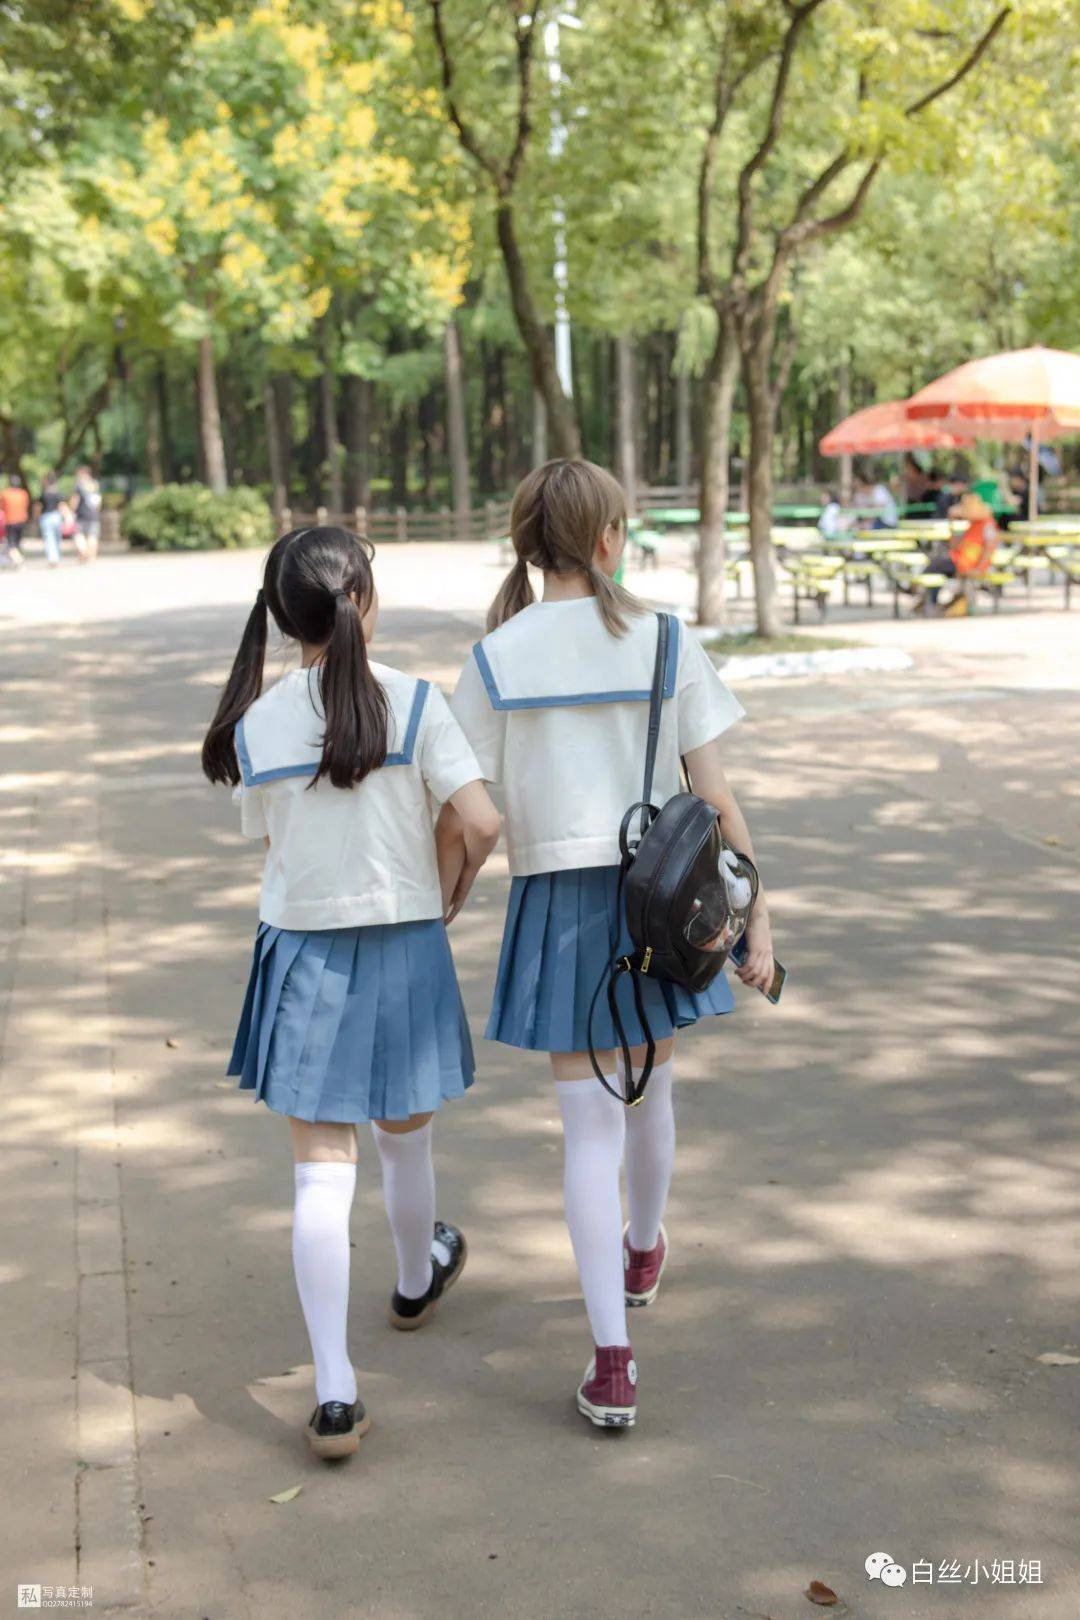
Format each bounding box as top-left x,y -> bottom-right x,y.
201,526 -> 388,790
487,458 -> 643,636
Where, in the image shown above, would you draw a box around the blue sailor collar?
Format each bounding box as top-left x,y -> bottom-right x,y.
473,604 -> 679,711
235,664 -> 429,786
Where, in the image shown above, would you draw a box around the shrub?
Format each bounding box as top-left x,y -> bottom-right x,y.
122,484 -> 273,552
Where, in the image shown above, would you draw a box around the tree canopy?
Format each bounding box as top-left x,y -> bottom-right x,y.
1,0 -> 1075,611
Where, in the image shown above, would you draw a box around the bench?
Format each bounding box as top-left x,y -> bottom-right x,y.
782,554 -> 846,623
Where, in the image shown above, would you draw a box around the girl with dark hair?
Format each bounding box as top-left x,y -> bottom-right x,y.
204,527 -> 499,1459
446,460 -> 774,1431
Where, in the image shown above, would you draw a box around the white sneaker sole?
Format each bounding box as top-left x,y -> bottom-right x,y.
624,1222 -> 668,1308
576,1389 -> 636,1429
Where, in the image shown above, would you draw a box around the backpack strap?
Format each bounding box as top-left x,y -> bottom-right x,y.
585,864 -> 656,1107
637,611 -> 670,840
586,612 -> 670,1106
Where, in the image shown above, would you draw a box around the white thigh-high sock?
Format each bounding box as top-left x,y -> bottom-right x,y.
555,1077 -> 629,1348
371,1120 -> 438,1299
622,1055 -> 675,1252
292,1161 -> 358,1406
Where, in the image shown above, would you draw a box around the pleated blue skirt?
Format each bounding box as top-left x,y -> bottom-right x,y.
486,865 -> 734,1053
228,919 -> 474,1123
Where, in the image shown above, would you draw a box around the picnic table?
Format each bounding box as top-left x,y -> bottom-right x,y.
642,507 -> 700,528
643,504 -> 832,530
1006,521 -> 1080,606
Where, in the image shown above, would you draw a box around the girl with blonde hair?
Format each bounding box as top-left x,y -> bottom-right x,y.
444,460 -> 774,1429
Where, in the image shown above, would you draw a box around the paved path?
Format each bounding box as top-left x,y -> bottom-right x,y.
1,549 -> 1078,1619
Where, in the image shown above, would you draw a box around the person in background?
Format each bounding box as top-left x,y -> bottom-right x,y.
1,473 -> 30,564
999,468 -> 1031,530
918,488 -> 997,614
854,468 -> 898,529
933,473 -> 968,519
902,453 -> 931,506
73,466 -> 103,561
817,488 -> 844,541
59,499 -> 79,551
37,471 -> 64,566
921,468 -> 944,512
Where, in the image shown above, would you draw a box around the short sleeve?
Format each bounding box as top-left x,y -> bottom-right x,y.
231,782 -> 268,839
449,651 -> 506,784
676,632 -> 746,754
418,683 -> 483,805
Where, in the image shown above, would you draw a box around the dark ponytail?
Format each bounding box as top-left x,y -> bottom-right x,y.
315,583 -> 388,788
201,590 -> 269,785
203,525 -> 389,792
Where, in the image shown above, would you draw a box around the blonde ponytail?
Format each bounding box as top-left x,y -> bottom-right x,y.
488,458 -> 644,637
585,561 -> 641,637
486,555 -> 536,632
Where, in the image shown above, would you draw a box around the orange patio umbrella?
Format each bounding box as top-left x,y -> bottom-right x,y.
819,399 -> 979,457
906,346 -> 1080,520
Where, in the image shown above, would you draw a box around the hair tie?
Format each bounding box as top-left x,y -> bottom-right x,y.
332,587 -> 350,600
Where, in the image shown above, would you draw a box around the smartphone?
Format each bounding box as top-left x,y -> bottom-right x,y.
730,937 -> 787,1005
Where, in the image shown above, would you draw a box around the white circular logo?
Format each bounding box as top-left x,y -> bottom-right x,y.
881,1564 -> 907,1588
865,1552 -> 894,1579
627,1358 -> 638,1386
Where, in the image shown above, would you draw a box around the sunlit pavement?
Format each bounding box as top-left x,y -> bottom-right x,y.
2,546 -> 1078,1619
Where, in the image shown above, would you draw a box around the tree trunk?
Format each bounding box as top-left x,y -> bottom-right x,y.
836,354 -> 853,505
265,379 -> 286,520
271,373 -> 293,502
675,369 -> 692,495
743,343 -> 783,639
220,364 -> 243,485
302,379 -> 321,506
343,375 -> 371,510
444,317 -> 470,537
320,322 -> 343,511
155,365 -> 173,483
196,334 -> 227,494
532,388 -> 548,467
696,311 -> 738,626
479,341 -> 494,493
145,372 -> 164,488
495,204 -> 580,459
418,390 -> 439,505
390,405 -> 409,506
614,335 -> 638,517
479,342 -> 508,493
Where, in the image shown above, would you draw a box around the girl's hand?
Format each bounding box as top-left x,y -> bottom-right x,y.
442,781 -> 500,924
435,803 -> 467,921
735,909 -> 774,993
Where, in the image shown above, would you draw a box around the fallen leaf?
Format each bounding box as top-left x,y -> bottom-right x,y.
1036,1351 -> 1080,1366
1042,835 -> 1063,846
269,1485 -> 303,1504
804,1580 -> 838,1605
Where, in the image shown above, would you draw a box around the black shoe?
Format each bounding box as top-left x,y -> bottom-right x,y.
388,1221 -> 467,1331
304,1397 -> 371,1459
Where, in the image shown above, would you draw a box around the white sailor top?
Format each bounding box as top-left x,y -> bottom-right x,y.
232,662 -> 481,930
450,598 -> 745,877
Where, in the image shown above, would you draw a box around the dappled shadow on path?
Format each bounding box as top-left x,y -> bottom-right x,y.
4,596 -> 1080,1618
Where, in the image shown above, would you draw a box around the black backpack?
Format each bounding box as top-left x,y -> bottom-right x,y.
587,612 -> 759,1106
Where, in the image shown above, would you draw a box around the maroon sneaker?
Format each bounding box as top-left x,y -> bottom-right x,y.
624,1222 -> 668,1307
576,1344 -> 638,1428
